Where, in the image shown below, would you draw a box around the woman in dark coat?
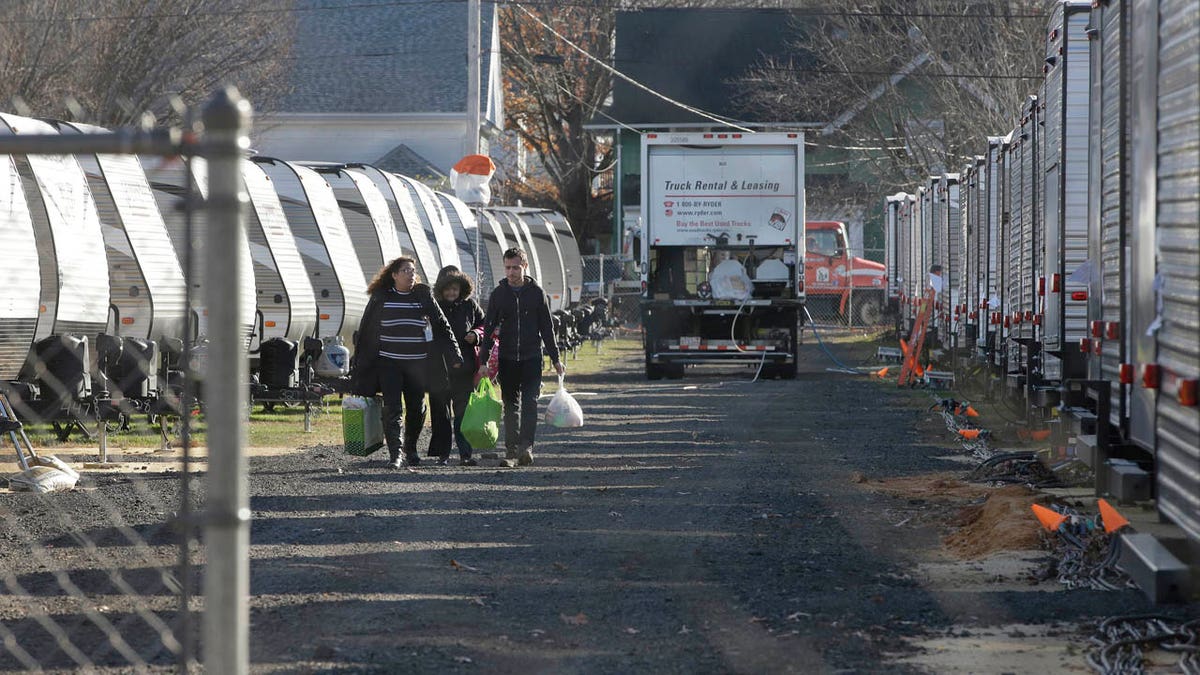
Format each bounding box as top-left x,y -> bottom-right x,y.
428,266 -> 486,465
350,257 -> 463,469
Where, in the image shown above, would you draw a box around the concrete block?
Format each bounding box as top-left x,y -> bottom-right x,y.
1107,460 -> 1152,502
1119,532 -> 1191,604
1075,434 -> 1098,468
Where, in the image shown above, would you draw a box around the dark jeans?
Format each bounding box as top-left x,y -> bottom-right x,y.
429,370 -> 475,459
497,357 -> 543,452
378,358 -> 427,460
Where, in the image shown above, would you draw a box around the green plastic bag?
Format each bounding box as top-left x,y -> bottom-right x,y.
342,396 -> 384,456
461,377 -> 502,450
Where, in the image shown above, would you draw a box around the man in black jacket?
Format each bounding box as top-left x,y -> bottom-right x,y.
482,248 -> 565,466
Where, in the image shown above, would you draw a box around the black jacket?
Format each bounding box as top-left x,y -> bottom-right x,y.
482,276 -> 561,364
434,296 -> 485,378
349,283 -> 463,396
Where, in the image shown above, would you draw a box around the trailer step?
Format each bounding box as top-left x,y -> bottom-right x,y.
925,371 -> 955,389
876,347 -> 903,363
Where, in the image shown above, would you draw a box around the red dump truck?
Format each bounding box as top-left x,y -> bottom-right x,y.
804,220 -> 887,325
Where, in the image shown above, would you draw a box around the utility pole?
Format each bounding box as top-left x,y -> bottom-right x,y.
465,0 -> 481,157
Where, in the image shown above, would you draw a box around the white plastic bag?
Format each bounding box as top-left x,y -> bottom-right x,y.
342,396 -> 369,410
545,374 -> 584,428
710,259 -> 752,301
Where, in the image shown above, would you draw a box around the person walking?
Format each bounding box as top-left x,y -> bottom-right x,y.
481,248 -> 564,466
350,257 -> 463,469
429,266 -> 485,466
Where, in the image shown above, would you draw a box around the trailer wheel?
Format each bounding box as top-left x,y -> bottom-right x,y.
665,364 -> 685,379
854,295 -> 884,326
646,363 -> 664,380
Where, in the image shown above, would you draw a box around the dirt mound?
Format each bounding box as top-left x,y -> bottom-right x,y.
943,485 -> 1044,559
851,473 -> 1045,559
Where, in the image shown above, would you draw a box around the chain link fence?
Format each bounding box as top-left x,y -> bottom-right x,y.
580,254 -> 641,332
802,246 -> 891,329
0,91 -> 247,672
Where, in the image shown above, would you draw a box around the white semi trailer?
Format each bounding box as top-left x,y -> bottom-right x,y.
639,132 -> 806,379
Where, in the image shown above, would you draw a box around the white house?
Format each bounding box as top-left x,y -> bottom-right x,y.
252,0 -> 504,179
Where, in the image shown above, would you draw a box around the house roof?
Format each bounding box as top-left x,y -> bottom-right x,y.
597,8 -> 820,128
374,143 -> 447,183
282,0 -> 498,115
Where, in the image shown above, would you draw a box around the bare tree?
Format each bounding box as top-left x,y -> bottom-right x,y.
498,2 -> 616,243
0,0 -> 296,126
736,0 -> 1045,193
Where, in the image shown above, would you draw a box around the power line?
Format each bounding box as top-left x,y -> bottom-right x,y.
743,64 -> 1044,80
511,3 -> 756,133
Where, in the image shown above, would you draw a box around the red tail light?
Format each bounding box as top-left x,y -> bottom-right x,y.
1119,364 -> 1134,385
1004,317 -> 1012,328
1051,274 -> 1061,293
1106,321 -> 1120,340
1091,321 -> 1104,338
1025,310 -> 1034,322
1094,340 -> 1103,355
1079,338 -> 1091,353
1071,291 -> 1088,301
1038,277 -> 1046,296
1180,379 -> 1198,407
1033,314 -> 1043,326
1142,364 -> 1161,389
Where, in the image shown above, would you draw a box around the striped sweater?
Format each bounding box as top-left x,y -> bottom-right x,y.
378,288 -> 428,360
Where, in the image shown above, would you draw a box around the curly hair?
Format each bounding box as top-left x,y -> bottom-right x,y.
433,267 -> 474,301
367,256 -> 418,294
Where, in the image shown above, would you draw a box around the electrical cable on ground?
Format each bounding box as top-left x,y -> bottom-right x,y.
802,307 -> 869,375
1085,615 -> 1200,675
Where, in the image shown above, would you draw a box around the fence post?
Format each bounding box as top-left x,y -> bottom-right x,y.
202,86 -> 251,675
598,253 -> 606,299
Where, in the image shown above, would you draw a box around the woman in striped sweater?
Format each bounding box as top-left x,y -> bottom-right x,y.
351,257 -> 463,469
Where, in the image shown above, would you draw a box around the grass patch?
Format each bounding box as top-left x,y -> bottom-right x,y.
15,336 -> 642,452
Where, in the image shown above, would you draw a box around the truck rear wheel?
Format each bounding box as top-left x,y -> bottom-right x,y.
665,363 -> 685,379
778,360 -> 797,379
646,362 -> 664,380
854,295 -> 884,326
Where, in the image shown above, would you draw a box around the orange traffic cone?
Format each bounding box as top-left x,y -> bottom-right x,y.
958,428 -> 982,440
874,366 -> 890,378
964,406 -> 980,418
1097,499 -> 1131,533
1031,503 -> 1068,532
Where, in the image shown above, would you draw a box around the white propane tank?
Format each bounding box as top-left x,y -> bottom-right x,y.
315,336 -> 350,377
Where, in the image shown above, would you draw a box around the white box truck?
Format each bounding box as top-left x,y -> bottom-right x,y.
639,132 -> 805,379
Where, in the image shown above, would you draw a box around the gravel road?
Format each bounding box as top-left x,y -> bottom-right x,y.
1,337 -> 1193,673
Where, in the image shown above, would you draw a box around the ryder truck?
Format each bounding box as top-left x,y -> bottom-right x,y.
639,132 -> 805,379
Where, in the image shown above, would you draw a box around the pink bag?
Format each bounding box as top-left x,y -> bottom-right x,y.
486,338 -> 500,379
474,331 -> 500,385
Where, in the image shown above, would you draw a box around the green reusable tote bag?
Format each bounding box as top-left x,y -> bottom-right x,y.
342,396 -> 384,456
461,378 -> 502,450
